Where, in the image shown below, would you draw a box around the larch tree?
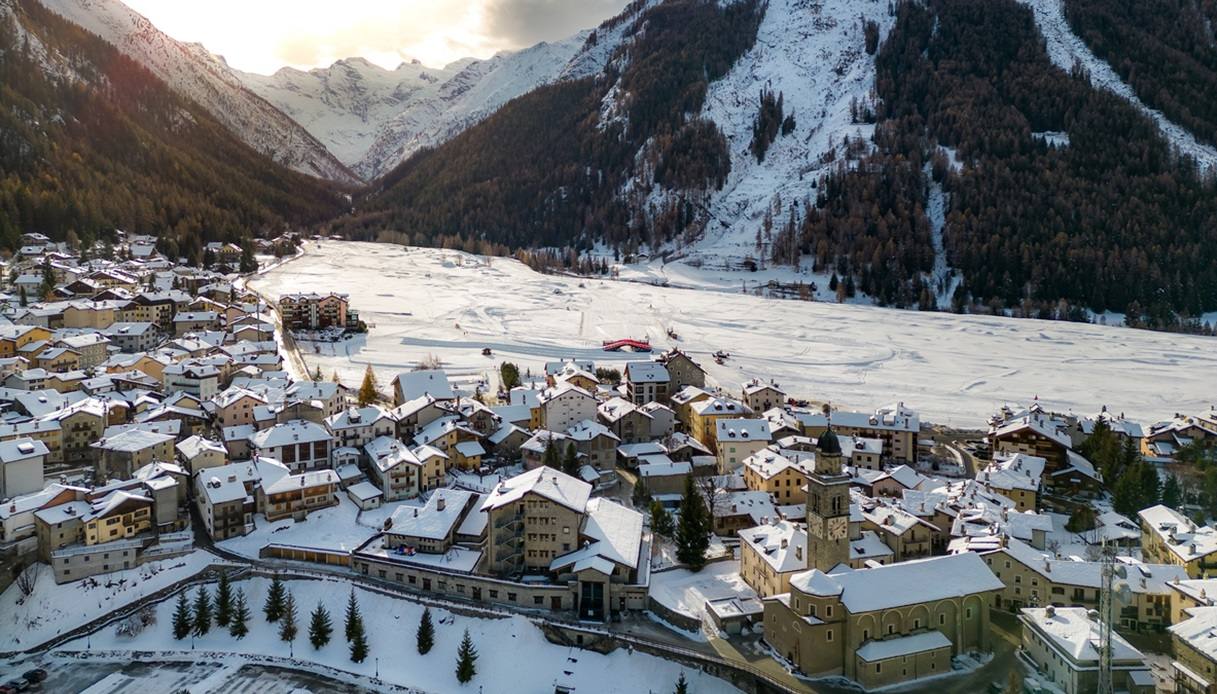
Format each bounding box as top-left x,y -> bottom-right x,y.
358,365 -> 378,405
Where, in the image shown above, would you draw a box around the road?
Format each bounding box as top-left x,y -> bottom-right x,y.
26,658 -> 394,693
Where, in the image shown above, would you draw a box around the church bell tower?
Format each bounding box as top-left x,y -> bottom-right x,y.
806,427 -> 851,572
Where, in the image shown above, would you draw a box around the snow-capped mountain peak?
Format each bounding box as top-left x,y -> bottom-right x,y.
35,0 -> 360,185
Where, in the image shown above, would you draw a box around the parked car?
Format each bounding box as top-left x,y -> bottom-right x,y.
21,670 -> 46,684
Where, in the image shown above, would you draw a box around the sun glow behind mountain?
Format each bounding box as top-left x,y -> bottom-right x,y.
120,0 -> 629,74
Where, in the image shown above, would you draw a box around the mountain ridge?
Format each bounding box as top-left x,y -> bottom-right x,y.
34,0 -> 360,185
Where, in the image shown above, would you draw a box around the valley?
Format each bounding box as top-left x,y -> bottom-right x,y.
252,241 -> 1217,427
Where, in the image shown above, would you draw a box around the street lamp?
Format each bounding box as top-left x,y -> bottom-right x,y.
375,657 -> 379,679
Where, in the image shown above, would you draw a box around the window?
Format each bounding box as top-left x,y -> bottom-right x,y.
826,629 -> 833,642
826,605 -> 833,618
876,663 -> 882,674
966,608 -> 972,619
534,596 -> 544,606
508,592 -> 518,602
939,614 -> 945,626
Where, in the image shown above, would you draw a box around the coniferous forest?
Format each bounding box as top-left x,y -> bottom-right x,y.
4,0 -> 1217,331
792,0 -> 1217,328
0,0 -> 346,262
335,0 -> 765,252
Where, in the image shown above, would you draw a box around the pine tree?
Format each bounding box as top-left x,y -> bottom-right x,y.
309,603 -> 333,649
230,590 -> 251,640
651,500 -> 675,536
562,442 -> 579,475
312,365 -> 323,382
191,585 -> 212,637
239,244 -> 259,273
674,672 -> 689,694
417,607 -> 435,655
676,475 -> 710,570
632,479 -> 651,508
344,589 -> 363,642
1164,475 -> 1183,509
279,591 -> 298,644
264,573 -> 286,622
172,590 -> 192,640
455,628 -> 478,684
214,571 -> 234,627
348,604 -> 369,663
542,439 -> 560,469
358,365 -> 378,406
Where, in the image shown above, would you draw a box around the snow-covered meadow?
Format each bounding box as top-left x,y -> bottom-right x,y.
251,242 -> 1217,428
0,551 -> 225,651
68,576 -> 740,694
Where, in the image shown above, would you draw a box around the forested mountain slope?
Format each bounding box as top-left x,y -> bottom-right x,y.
334,0 -> 1217,330
35,0 -> 359,185
336,0 -> 765,252
0,0 -> 345,259
800,0 -> 1217,326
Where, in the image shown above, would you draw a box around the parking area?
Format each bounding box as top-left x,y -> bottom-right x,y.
9,659 -> 383,694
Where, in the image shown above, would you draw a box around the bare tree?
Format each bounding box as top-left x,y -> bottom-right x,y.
15,563 -> 42,598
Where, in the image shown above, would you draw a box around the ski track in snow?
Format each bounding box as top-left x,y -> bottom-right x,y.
1018,0 -> 1217,172
253,242 -> 1217,429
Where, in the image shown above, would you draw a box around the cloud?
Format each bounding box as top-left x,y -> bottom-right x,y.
122,0 -> 628,73
482,0 -> 630,46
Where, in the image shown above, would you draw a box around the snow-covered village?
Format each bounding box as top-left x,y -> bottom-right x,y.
0,233 -> 1208,694
6,0 -> 1217,691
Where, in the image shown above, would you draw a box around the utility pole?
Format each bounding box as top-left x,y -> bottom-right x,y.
1097,537 -> 1116,694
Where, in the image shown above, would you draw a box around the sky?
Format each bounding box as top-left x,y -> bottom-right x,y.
121,0 -> 629,75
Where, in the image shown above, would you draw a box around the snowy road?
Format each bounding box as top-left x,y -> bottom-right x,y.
251,242 -> 1217,428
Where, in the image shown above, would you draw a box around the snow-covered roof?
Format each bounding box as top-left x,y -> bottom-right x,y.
0,437 -> 49,463
1138,505 -> 1217,562
597,397 -> 649,423
326,405 -> 390,430
393,369 -> 455,401
250,419 -> 331,448
1021,607 -> 1143,664
856,630 -> 952,663
481,466 -> 591,514
691,397 -> 752,417
715,418 -> 771,444
389,488 -> 474,541
624,361 -> 669,383
792,552 -> 1003,613
978,453 -> 1045,492
743,449 -> 815,481
849,530 -> 894,562
91,428 -> 174,452
566,419 -> 618,443
740,520 -> 806,574
262,468 -> 338,495
176,435 -> 225,459
1170,606 -> 1217,660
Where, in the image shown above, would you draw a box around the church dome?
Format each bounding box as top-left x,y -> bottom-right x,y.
817,428 -> 842,455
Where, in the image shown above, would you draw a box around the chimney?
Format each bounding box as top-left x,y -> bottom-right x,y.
795,545 -> 803,561
780,538 -> 788,549
437,495 -> 446,512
